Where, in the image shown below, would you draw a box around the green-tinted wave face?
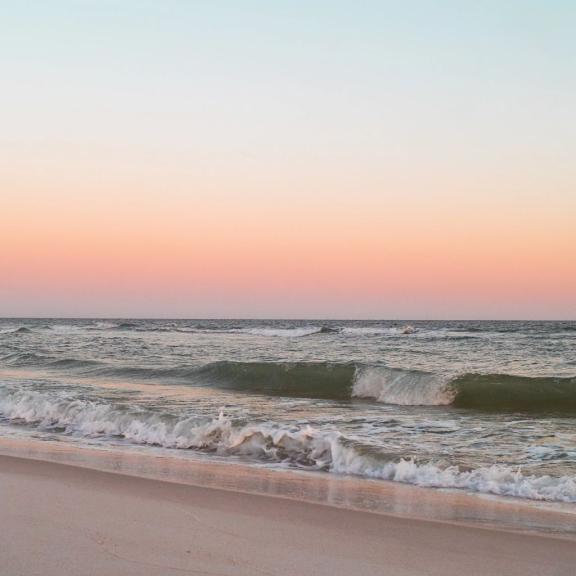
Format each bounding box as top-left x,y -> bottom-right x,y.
452,374 -> 576,413
3,347 -> 576,414
194,361 -> 356,400
204,366 -> 576,414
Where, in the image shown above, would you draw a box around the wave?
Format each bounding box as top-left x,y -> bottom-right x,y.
341,325 -> 417,336
91,321 -> 120,330
198,364 -> 576,412
116,322 -> 138,330
83,323 -> 330,337
353,367 -> 453,405
450,374 -> 576,411
236,325 -> 416,337
0,353 -> 355,398
27,322 -> 514,340
0,385 -> 574,502
2,352 -> 575,412
14,327 -> 33,335
0,327 -> 34,336
88,322 -> 329,336
355,369 -> 576,411
86,321 -> 159,332
234,327 -> 328,337
193,361 -> 354,399
69,322 -> 422,337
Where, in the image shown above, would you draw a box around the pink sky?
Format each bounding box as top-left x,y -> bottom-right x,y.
1,2 -> 575,319
2,154 -> 574,318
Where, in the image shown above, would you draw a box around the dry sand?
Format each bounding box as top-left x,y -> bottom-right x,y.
0,454 -> 574,576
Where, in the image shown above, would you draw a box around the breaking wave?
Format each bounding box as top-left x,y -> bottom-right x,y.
78,322 -> 420,337
81,323 -> 334,337
352,367 -> 452,405
1,352 -> 575,412
0,385 -> 574,502
354,370 -> 576,412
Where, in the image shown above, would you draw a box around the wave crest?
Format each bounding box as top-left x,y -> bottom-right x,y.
352,367 -> 454,405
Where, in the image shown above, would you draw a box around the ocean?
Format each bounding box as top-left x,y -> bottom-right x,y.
1,318 -> 575,507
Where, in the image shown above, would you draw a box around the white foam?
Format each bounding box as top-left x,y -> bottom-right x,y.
341,325 -> 417,336
1,386 -> 575,503
44,324 -> 84,333
352,366 -> 454,406
330,446 -> 576,503
91,321 -> 119,330
342,327 -> 400,336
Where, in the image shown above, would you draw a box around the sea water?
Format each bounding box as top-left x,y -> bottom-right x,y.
0,319 -> 575,505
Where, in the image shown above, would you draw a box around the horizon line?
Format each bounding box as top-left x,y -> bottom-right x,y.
1,316 -> 574,323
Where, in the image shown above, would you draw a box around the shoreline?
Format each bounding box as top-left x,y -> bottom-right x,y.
0,435 -> 575,539
1,453 -> 576,576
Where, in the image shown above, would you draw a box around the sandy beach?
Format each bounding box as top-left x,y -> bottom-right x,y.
0,454 -> 574,576
2,0 -> 575,572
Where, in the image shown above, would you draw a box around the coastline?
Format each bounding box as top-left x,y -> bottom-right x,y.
1,453 -> 576,576
1,435 -> 575,538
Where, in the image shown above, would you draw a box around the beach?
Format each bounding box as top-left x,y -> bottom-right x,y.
3,0 -> 574,572
1,454 -> 575,576
1,319 -> 576,506
1,319 -> 575,574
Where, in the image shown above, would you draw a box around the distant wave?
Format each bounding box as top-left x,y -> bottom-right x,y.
4,321 -> 574,341
14,327 -> 33,335
340,326 -> 417,336
0,385 -> 574,502
237,325 -> 415,337
83,323 -> 327,336
91,321 -> 120,330
75,322 -> 421,337
2,352 -> 575,413
234,327 -> 328,337
0,327 -> 34,336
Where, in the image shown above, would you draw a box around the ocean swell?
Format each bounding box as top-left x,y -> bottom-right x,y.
450,373 -> 576,411
2,351 -> 575,412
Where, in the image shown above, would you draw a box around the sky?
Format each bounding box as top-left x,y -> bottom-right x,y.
1,1 -> 575,319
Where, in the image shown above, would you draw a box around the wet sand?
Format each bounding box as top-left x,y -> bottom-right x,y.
0,454 -> 575,576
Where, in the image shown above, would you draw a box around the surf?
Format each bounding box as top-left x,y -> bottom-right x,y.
0,384 -> 575,503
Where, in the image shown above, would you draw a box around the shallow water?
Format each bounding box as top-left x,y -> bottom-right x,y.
0,318 -> 575,503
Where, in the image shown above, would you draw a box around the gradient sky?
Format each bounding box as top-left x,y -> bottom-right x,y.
1,1 -> 575,319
